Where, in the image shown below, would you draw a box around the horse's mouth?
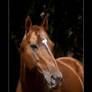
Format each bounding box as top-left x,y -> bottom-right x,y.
47,77 -> 63,89
48,82 -> 62,90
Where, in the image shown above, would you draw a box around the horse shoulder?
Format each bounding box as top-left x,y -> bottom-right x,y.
56,57 -> 83,81
56,59 -> 83,92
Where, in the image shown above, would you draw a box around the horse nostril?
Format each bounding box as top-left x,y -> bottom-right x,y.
51,74 -> 57,80
30,44 -> 38,50
58,77 -> 63,82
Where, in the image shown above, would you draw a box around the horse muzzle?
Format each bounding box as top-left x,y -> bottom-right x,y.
43,71 -> 63,89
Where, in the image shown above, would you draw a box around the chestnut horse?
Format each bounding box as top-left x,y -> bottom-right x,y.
16,16 -> 83,92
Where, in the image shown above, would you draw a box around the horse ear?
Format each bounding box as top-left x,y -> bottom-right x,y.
41,16 -> 48,31
25,16 -> 32,33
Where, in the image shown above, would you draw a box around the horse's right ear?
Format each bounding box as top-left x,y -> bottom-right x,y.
25,16 -> 32,33
41,16 -> 48,31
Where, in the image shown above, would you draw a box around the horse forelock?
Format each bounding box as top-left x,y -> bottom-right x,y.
31,25 -> 41,31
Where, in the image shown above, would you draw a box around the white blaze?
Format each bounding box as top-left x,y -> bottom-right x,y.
42,39 -> 49,49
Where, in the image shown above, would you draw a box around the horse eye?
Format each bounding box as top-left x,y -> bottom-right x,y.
30,44 -> 38,50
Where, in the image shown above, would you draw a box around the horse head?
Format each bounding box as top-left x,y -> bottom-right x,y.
20,16 -> 63,89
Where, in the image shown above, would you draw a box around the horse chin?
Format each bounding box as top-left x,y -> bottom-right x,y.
48,84 -> 57,89
47,83 -> 59,90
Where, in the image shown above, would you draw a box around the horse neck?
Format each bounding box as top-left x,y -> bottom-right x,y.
20,60 -> 50,92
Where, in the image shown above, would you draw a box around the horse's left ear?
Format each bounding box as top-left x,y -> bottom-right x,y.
25,16 -> 32,33
41,16 -> 48,31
